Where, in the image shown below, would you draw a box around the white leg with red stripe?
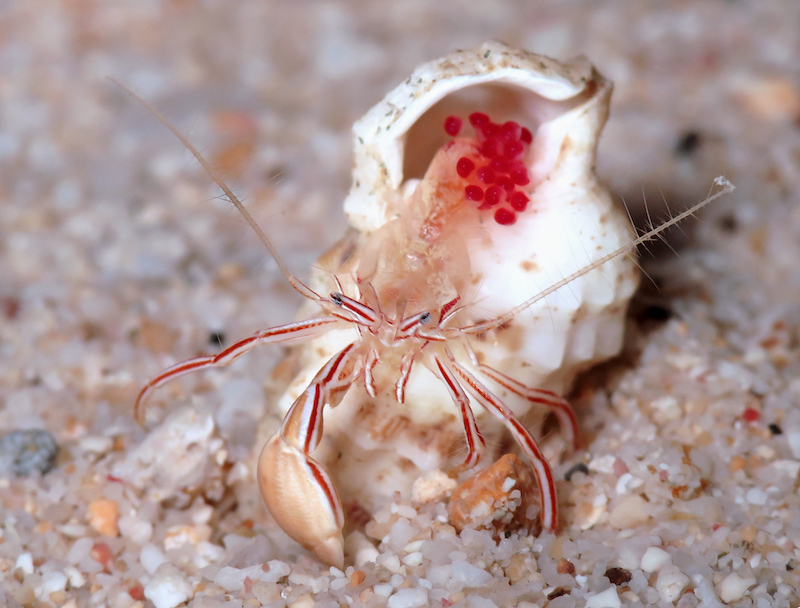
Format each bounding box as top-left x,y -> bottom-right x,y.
473,363 -> 579,453
428,354 -> 485,470
135,316 -> 342,422
460,341 -> 579,452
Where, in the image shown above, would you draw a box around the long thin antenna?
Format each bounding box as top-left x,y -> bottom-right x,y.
110,78 -> 320,302
458,177 -> 735,335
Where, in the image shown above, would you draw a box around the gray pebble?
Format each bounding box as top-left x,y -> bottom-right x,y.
0,429 -> 59,477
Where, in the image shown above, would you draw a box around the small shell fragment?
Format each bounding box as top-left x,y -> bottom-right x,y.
447,454 -> 541,536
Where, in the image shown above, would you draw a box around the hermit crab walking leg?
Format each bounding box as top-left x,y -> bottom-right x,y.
474,364 -> 579,452
258,343 -> 362,570
134,316 -> 342,422
427,355 -> 486,471
394,351 -> 417,403
442,354 -> 559,532
458,341 -> 580,452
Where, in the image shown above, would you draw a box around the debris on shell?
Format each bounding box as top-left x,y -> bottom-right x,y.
447,454 -> 541,536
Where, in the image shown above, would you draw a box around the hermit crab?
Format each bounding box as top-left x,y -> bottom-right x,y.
130,42 -> 731,568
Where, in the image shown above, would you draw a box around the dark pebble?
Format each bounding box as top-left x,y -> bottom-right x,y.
604,567 -> 633,585
0,429 -> 59,477
675,130 -> 702,157
564,462 -> 590,482
768,423 -> 783,435
642,305 -> 672,323
547,587 -> 569,600
718,214 -> 738,233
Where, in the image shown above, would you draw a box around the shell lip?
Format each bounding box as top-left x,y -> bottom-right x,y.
355,42 -> 602,183
345,41 -> 610,233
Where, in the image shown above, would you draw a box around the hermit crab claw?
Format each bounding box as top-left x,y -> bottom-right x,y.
256,344 -> 356,568
257,433 -> 345,569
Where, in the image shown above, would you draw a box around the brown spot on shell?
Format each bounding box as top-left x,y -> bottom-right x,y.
397,456 -> 417,473
471,272 -> 485,286
519,259 -> 539,273
368,414 -> 411,442
447,453 -> 541,537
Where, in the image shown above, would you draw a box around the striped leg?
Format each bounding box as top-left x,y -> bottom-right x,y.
429,354 -> 485,470
461,342 -> 579,452
363,348 -> 379,398
445,357 -> 559,533
394,351 -> 416,404
257,344 -> 360,570
473,364 -> 579,452
135,316 -> 341,422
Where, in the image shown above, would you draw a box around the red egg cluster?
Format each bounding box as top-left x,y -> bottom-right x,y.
443,112 -> 533,226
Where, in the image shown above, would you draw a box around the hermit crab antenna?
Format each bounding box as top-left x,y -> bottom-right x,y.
110,78 -> 320,302
459,178 -> 735,335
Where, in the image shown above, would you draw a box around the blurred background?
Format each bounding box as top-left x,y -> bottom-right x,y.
2,3 -> 800,604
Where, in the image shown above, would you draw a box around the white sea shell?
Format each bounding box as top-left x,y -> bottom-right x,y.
256,41 -> 639,511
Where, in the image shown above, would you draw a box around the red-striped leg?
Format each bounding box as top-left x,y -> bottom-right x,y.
395,351 -> 416,403
462,343 -> 579,452
135,316 -> 341,422
474,366 -> 578,452
257,344 -> 360,569
429,354 -> 485,470
445,357 -> 559,533
363,348 -> 379,398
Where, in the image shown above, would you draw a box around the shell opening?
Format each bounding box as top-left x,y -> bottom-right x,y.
400,84 -> 550,229
401,83 -> 543,183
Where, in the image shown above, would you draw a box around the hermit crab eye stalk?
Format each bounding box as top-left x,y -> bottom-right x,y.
395,310 -> 436,338
328,292 -> 378,326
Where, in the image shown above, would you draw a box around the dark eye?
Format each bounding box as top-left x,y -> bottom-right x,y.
330,293 -> 343,306
419,311 -> 432,325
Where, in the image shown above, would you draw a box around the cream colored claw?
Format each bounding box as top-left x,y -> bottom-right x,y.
257,433 -> 345,569
256,344 -> 358,569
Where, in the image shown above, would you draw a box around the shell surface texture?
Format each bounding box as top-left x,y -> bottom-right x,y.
130,42 -> 731,569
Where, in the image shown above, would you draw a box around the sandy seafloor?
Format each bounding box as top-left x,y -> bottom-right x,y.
2,1 -> 800,607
